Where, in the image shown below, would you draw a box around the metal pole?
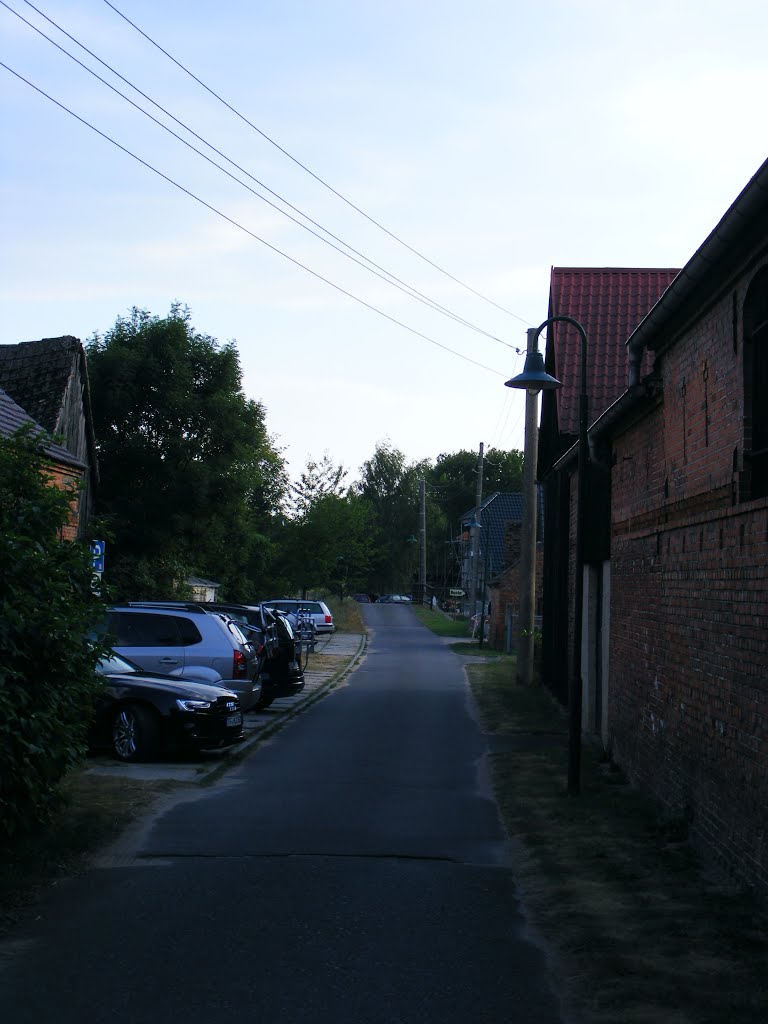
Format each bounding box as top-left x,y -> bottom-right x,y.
569,329 -> 588,796
506,314 -> 586,794
478,539 -> 490,647
517,327 -> 540,685
418,478 -> 427,604
469,442 -> 484,615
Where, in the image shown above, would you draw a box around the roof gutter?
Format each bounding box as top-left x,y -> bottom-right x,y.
628,158 -> 768,386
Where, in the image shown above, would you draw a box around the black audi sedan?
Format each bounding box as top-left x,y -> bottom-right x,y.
90,653 -> 244,762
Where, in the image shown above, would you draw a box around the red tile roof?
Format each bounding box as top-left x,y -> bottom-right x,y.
545,267 -> 679,436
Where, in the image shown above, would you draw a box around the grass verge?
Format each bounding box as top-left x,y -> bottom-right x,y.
0,770 -> 181,934
468,656 -> 768,1024
411,603 -> 472,637
324,595 -> 365,633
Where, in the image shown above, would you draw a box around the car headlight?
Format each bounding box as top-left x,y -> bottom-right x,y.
175,698 -> 212,711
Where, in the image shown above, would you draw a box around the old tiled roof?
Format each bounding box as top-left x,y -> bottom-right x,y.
461,491 -> 541,577
0,336 -> 82,434
546,268 -> 680,437
0,386 -> 86,468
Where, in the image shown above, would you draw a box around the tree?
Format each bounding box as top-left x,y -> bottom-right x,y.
428,447 -> 524,531
86,305 -> 288,599
282,492 -> 374,598
0,429 -> 106,839
355,442 -> 426,593
290,453 -> 348,518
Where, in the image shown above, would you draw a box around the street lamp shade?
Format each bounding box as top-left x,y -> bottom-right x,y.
505,350 -> 562,395
463,514 -> 481,530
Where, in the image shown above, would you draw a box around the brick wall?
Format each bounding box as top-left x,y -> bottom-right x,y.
46,462 -> 83,542
489,521 -> 543,652
607,268 -> 768,891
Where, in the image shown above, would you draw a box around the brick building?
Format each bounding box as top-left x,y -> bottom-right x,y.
0,386 -> 88,540
539,267 -> 680,703
487,517 -> 544,653
0,336 -> 98,540
539,159 -> 768,891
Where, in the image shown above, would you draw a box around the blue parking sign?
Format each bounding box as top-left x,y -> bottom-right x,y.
90,539 -> 105,573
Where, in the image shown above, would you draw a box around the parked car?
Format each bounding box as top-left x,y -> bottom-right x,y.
197,602 -> 305,710
104,603 -> 261,710
375,594 -> 412,604
352,593 -> 371,603
90,652 -> 244,762
261,599 -> 335,635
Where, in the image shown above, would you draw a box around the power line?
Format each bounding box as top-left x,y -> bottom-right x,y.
1,60 -> 508,379
102,0 -> 532,326
11,0 -> 519,351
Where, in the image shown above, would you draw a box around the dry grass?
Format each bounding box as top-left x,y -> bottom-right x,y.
468,658 -> 768,1024
324,595 -> 365,633
308,653 -> 351,677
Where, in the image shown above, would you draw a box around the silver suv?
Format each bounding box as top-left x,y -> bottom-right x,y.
261,599 -> 335,635
105,604 -> 261,710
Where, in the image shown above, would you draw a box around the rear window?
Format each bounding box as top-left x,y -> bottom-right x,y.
225,620 -> 249,646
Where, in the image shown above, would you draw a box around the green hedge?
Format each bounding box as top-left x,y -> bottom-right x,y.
0,430 -> 106,840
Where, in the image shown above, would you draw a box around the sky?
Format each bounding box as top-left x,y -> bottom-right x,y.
2,0 -> 767,485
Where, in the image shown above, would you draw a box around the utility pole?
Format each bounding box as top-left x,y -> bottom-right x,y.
418,478 -> 427,604
517,328 -> 540,685
470,442 -> 484,615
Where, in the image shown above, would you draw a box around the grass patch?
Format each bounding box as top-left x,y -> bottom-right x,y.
467,662 -> 768,1024
448,640 -> 508,658
0,768 -> 180,934
411,603 -> 471,637
307,653 -> 351,676
324,595 -> 365,633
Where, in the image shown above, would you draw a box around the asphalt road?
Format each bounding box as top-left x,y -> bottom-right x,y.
1,604 -> 566,1024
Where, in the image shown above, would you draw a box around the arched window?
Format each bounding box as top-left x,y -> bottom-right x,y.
744,267 -> 768,500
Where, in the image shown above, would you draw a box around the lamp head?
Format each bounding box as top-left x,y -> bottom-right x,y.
505,350 -> 562,396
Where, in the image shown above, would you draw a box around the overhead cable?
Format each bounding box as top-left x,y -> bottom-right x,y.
1,61 -> 507,379
12,0 -> 521,349
102,0 -> 531,325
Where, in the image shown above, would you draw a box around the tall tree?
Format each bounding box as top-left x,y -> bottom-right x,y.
86,305 -> 287,599
290,453 -> 348,518
428,447 -> 524,532
355,442 -> 426,593
281,492 -> 374,598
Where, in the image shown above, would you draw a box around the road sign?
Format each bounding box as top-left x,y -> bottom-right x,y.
449,588 -> 465,597
90,539 -> 105,574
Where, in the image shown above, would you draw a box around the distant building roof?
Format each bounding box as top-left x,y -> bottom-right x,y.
0,386 -> 86,469
461,491 -> 540,577
545,268 -> 680,437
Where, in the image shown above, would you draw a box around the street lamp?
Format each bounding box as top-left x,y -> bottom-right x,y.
506,315 -> 587,796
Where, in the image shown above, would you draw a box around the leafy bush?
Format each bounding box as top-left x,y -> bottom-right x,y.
0,429 -> 106,840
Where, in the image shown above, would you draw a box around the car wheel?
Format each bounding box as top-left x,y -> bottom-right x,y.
112,704 -> 160,762
256,693 -> 275,711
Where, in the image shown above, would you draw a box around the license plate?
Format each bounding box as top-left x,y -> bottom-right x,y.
226,713 -> 242,727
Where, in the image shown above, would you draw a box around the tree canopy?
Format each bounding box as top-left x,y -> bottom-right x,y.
83,304 -> 525,603
429,447 -> 524,531
86,305 -> 287,599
